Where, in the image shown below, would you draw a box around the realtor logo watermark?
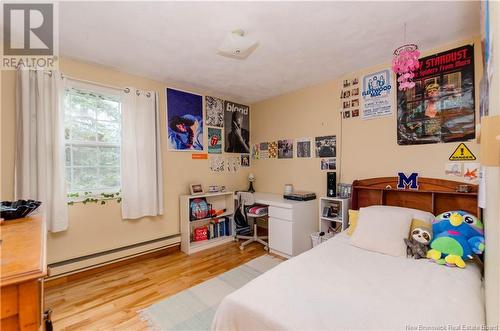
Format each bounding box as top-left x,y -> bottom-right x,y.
2,2 -> 58,69
406,324 -> 498,331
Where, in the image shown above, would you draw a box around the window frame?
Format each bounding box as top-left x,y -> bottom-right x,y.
64,80 -> 123,200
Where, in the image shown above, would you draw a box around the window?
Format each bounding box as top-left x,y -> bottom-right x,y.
64,84 -> 122,196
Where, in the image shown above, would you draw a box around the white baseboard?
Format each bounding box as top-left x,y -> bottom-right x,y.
47,235 -> 180,279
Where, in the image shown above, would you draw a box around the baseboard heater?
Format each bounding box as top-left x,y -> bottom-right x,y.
47,235 -> 181,279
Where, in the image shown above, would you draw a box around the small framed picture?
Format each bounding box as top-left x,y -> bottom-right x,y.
190,184 -> 204,195
322,207 -> 330,217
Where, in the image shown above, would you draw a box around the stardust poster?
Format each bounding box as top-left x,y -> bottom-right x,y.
397,45 -> 475,145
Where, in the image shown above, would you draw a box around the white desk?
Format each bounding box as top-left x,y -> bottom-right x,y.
241,192 -> 318,258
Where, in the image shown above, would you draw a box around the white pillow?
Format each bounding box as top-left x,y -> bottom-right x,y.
364,205 -> 434,224
350,207 -> 413,257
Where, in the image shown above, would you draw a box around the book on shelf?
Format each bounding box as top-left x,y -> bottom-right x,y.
192,216 -> 231,242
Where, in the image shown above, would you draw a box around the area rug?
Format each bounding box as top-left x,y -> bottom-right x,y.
139,255 -> 282,331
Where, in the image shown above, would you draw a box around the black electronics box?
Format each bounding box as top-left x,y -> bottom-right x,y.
283,191 -> 317,201
327,172 -> 336,197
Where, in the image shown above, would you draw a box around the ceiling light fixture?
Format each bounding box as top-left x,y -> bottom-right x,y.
217,29 -> 258,60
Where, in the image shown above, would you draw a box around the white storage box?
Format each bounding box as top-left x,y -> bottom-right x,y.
311,231 -> 334,247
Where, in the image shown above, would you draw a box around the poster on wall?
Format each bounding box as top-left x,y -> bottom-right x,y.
445,162 -> 462,177
320,158 -> 336,170
296,138 -> 312,158
209,156 -> 225,173
463,162 -> 480,182
241,154 -> 250,167
397,45 -> 475,145
268,141 -> 278,159
226,156 -> 240,172
205,96 -> 224,127
224,101 -> 250,153
259,142 -> 269,159
361,69 -> 393,120
315,135 -> 336,157
251,143 -> 260,159
278,139 -> 293,159
208,127 -> 222,154
166,88 -> 203,151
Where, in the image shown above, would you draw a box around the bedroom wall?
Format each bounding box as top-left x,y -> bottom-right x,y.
250,37 -> 482,196
0,57 -> 251,263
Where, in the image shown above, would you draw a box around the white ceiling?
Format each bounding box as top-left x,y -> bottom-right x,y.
59,1 -> 479,104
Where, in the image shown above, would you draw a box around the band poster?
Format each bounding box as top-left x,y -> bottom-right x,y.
397,45 -> 475,145
224,101 -> 250,153
361,69 -> 393,120
167,88 -> 203,151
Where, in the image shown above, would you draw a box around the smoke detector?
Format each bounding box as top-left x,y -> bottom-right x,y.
217,29 -> 258,60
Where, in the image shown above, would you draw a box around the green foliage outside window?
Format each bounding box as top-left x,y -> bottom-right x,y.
67,191 -> 122,205
64,86 -> 122,205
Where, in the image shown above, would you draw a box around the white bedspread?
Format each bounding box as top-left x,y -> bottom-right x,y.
212,233 -> 485,331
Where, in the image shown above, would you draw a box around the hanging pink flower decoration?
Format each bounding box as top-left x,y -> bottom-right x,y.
392,44 -> 420,91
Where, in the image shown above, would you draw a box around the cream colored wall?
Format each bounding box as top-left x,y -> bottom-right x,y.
0,70 -> 16,200
251,38 -> 482,196
250,81 -> 339,195
0,57 -> 250,263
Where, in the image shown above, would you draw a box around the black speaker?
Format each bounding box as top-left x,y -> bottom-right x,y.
327,172 -> 336,197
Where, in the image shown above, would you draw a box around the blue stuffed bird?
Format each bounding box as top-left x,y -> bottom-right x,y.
427,210 -> 485,268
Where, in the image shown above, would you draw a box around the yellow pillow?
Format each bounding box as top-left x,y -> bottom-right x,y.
347,209 -> 358,236
346,209 -> 430,237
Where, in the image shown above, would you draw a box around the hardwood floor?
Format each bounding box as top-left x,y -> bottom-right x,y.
44,241 -> 268,330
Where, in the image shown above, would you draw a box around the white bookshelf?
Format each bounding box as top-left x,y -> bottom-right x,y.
180,191 -> 235,255
318,197 -> 350,233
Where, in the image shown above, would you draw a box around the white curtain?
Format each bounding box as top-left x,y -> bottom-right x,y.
121,88 -> 164,219
14,69 -> 68,232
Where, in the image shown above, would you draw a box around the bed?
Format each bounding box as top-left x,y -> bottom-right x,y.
212,177 -> 485,331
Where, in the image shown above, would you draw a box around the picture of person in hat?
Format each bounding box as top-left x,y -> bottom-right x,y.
404,82 -> 442,140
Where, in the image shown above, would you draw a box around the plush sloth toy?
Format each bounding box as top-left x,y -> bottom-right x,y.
404,227 -> 432,259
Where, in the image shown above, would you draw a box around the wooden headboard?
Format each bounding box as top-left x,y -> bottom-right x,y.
351,177 -> 479,216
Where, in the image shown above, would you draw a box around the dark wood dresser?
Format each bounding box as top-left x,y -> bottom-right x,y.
1,216 -> 47,330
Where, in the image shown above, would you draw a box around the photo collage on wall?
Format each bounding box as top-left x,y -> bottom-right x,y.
252,135 -> 336,171
340,77 -> 360,119
166,89 -> 250,173
168,87 -> 343,173
397,45 -> 475,145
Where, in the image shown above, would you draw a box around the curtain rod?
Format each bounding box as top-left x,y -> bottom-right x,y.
62,74 -> 125,92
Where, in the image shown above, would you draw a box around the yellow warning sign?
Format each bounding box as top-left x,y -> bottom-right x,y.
449,143 -> 476,161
